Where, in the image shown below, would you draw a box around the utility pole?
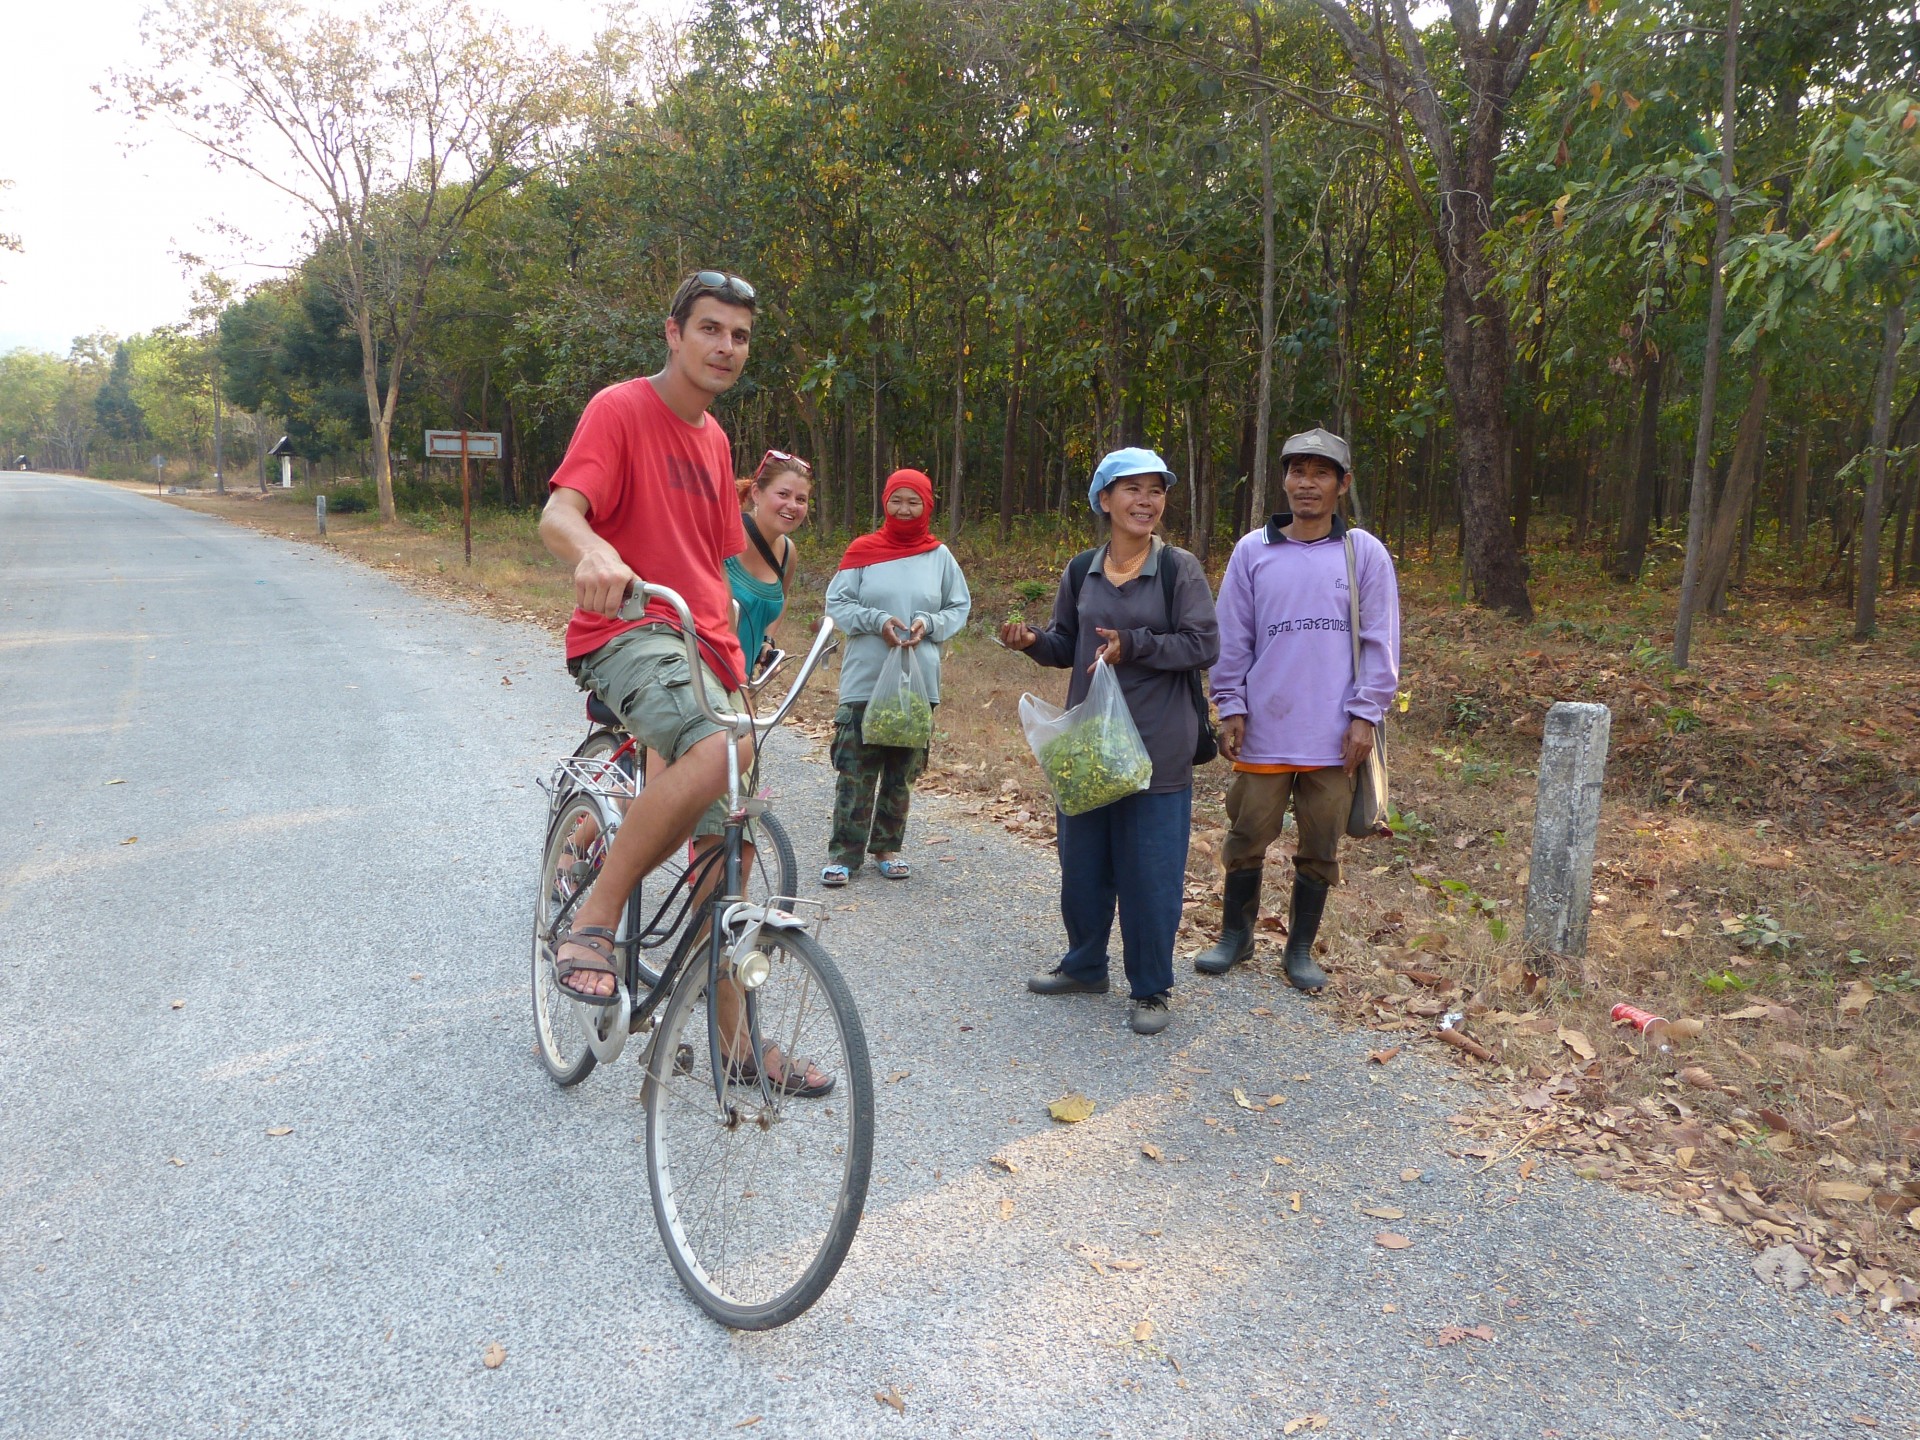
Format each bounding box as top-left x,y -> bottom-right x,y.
212,358 -> 225,494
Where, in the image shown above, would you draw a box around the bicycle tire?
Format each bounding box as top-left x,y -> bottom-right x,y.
530,790 -> 612,1087
644,928 -> 874,1329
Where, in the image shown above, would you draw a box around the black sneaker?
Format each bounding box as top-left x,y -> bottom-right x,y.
1129,993 -> 1172,1035
1028,967 -> 1111,995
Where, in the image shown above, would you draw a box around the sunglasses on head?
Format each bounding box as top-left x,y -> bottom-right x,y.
753,448 -> 812,480
693,270 -> 756,303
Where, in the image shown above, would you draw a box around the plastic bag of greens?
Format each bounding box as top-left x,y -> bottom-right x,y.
862,641 -> 934,748
1018,658 -> 1153,816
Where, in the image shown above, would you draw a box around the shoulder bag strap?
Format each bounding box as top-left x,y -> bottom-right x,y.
1344,531 -> 1362,680
1158,546 -> 1213,728
742,513 -> 788,590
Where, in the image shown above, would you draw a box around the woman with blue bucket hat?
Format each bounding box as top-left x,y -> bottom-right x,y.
999,447 -> 1218,1035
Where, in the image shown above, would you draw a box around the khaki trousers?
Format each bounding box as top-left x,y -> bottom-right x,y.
1220,767 -> 1354,887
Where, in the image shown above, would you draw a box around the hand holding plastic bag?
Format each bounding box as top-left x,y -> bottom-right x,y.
862,642 -> 934,747
1018,658 -> 1153,816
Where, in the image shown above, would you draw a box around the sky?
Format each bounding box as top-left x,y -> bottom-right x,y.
0,0 -> 674,356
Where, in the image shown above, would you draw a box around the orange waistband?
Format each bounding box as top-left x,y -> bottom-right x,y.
1231,762 -> 1319,774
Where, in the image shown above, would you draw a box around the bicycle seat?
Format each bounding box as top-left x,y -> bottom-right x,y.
585,693 -> 623,728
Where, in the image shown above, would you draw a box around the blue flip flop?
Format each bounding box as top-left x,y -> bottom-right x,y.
876,858 -> 911,880
820,864 -> 851,888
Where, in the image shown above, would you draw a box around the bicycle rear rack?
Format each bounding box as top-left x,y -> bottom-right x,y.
538,754 -> 640,807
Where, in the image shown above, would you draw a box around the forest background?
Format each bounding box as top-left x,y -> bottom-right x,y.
4,0 -> 1920,1312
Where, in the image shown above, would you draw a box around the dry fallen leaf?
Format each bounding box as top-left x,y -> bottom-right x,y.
120,836 -> 138,846
265,1126 -> 293,1137
1400,1168 -> 1421,1182
1678,1066 -> 1718,1090
1367,1046 -> 1403,1065
1837,982 -> 1873,1017
105,778 -> 126,785
1232,1088 -> 1253,1110
168,1157 -> 186,1167
1131,1320 -> 1154,1343
997,1197 -> 1015,1222
1816,1181 -> 1873,1205
170,1000 -> 185,1010
1558,1026 -> 1597,1061
480,1342 -> 506,1369
1141,1143 -> 1163,1162
886,1070 -> 911,1084
1047,1093 -> 1095,1124
1435,1323 -> 1495,1346
733,1417 -> 761,1429
1375,1232 -> 1413,1250
1361,1206 -> 1406,1220
1282,1415 -> 1330,1434
1753,1244 -> 1812,1291
875,1387 -> 906,1414
1666,1017 -> 1705,1040
988,1155 -> 1016,1174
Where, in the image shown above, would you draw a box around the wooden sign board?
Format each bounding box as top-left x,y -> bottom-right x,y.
424,429 -> 502,460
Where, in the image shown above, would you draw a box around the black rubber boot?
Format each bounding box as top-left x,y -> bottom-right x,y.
1282,876 -> 1330,993
1194,868 -> 1262,976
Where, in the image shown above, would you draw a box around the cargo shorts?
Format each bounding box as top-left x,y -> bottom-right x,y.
570,624 -> 748,839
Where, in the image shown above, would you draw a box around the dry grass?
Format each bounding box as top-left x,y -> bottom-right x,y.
147,481 -> 1920,1310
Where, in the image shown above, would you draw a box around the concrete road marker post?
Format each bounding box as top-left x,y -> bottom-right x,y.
1523,701 -> 1611,962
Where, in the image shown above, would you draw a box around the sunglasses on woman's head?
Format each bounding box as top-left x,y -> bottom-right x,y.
753,448 -> 812,479
694,270 -> 756,303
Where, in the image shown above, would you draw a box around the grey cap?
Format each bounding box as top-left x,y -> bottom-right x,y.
1280,427 -> 1351,474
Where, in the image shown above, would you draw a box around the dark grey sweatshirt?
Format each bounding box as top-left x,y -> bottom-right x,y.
1022,537 -> 1220,793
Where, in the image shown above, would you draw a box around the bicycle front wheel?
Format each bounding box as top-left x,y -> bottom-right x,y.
644,928 -> 874,1329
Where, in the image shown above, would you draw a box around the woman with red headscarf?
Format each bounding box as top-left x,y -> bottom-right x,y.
821,468 -> 972,886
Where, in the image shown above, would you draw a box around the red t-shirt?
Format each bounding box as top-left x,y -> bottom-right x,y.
548,377 -> 747,687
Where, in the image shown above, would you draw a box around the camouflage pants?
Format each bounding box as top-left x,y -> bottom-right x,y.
828,701 -> 930,866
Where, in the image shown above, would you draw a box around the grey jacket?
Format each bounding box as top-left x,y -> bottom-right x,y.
824,546 -> 972,705
1021,538 -> 1219,793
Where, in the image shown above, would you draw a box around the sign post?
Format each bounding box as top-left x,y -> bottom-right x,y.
151,454 -> 166,493
424,430 -> 502,566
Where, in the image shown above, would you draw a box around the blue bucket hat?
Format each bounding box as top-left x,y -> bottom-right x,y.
1088,446 -> 1178,512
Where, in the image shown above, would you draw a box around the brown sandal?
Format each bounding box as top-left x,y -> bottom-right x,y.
552,926 -> 621,1005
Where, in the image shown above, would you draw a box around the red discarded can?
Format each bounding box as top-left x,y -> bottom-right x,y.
1610,1002 -> 1664,1032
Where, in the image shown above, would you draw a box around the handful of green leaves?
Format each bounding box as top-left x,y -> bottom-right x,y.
863,689 -> 934,748
1037,714 -> 1153,815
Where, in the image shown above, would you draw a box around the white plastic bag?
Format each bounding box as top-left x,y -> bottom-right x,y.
862,642 -> 934,747
1018,658 -> 1153,816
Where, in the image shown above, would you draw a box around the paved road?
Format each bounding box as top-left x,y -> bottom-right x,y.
3,473 -> 1916,1439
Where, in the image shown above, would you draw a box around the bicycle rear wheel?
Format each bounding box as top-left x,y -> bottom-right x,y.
531,790 -> 613,1087
644,928 -> 874,1329
575,729 -> 798,925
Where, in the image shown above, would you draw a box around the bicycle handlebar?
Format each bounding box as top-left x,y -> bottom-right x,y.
617,581 -> 836,739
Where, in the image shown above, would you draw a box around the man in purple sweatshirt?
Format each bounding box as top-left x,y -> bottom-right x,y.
1195,428 -> 1401,991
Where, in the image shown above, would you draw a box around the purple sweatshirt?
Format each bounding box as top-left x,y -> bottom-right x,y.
1209,514 -> 1401,768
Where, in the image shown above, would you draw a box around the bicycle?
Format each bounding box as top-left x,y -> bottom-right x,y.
531,587 -> 873,1330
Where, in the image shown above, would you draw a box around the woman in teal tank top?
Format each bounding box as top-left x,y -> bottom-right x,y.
728,451 -> 812,676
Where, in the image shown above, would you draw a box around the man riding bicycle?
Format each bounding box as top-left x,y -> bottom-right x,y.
538,269 -> 830,1096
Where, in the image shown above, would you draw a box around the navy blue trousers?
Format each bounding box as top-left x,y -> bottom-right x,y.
1054,786 -> 1192,1000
